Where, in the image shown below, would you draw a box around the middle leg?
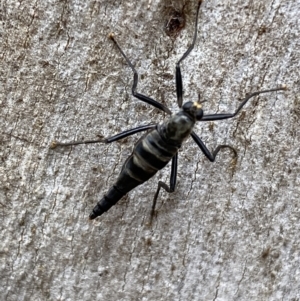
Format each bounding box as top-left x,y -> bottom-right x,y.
109,33 -> 171,115
50,124 -> 156,149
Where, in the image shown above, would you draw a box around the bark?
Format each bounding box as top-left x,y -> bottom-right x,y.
1,0 -> 299,300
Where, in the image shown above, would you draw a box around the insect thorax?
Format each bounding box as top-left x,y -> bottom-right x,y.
158,112 -> 195,145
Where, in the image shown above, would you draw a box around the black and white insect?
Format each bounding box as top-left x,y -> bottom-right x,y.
51,0 -> 286,220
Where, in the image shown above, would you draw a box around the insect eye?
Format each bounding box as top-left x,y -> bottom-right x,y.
195,109 -> 203,120
182,101 -> 193,111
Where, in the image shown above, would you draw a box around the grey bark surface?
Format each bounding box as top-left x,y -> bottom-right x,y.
1,0 -> 299,300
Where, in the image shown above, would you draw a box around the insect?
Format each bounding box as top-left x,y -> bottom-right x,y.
51,0 -> 286,220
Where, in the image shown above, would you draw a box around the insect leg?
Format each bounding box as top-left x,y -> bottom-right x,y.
151,153 -> 178,218
50,124 -> 156,149
176,1 -> 202,107
109,33 -> 171,115
201,86 -> 286,121
190,131 -> 237,162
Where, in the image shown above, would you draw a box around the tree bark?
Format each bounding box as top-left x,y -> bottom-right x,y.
1,0 -> 299,300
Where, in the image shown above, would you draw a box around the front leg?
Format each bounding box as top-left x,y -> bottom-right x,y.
175,1 -> 203,107
201,86 -> 286,122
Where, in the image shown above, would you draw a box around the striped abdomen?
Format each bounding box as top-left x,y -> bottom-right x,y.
89,127 -> 180,219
